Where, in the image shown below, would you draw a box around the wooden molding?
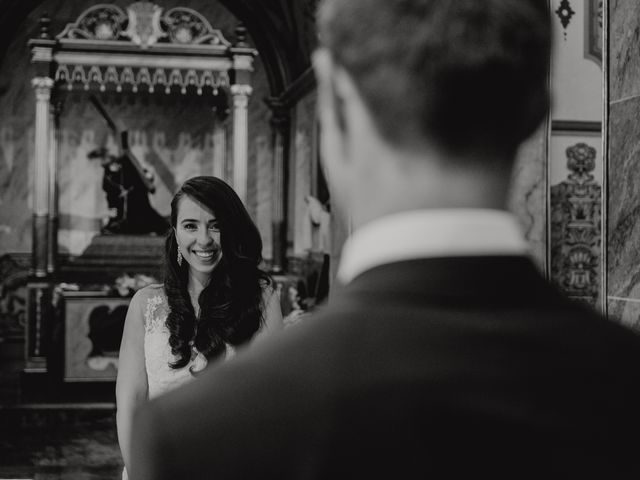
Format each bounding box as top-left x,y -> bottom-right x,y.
551,120 -> 602,133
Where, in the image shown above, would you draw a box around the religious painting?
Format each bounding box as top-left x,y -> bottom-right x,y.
57,89 -> 228,256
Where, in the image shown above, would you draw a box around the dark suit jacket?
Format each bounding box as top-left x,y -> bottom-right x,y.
131,257 -> 640,479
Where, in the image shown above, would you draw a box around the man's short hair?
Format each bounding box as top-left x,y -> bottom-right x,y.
317,0 -> 551,159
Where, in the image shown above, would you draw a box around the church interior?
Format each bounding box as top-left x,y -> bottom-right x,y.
0,0 -> 635,477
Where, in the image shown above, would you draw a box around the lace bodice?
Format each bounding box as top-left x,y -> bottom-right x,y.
141,285 -> 233,399
122,285 -> 244,479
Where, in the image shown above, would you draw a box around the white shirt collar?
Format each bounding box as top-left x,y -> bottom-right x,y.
337,209 -> 530,284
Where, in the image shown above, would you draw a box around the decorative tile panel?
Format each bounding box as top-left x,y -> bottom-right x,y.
550,142 -> 602,308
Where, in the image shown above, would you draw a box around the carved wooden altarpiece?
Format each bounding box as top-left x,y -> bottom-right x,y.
25,2 -> 256,379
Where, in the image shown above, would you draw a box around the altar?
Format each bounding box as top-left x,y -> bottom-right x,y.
23,1 -> 258,395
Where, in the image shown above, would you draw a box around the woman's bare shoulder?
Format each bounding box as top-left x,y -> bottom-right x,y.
130,284 -> 165,305
127,284 -> 166,328
136,283 -> 164,295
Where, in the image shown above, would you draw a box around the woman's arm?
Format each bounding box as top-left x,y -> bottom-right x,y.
116,289 -> 149,474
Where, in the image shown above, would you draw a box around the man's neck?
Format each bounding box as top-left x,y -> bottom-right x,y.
351,152 -> 512,230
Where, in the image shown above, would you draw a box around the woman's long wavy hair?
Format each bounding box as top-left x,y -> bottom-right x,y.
164,176 -> 271,369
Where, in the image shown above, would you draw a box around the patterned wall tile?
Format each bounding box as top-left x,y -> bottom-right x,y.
550,139 -> 602,309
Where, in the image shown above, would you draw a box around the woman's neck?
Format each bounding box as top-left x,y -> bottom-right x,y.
188,270 -> 210,315
188,270 -> 210,295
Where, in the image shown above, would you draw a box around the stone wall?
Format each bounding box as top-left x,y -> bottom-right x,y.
607,0 -> 640,327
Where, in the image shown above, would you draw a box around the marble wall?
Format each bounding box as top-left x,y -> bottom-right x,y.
0,0 -> 273,260
607,0 -> 640,327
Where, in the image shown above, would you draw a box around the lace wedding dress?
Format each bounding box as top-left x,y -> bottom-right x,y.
122,284 -> 234,479
144,287 -> 205,398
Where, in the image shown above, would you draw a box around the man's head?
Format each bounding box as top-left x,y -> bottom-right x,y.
313,0 -> 551,224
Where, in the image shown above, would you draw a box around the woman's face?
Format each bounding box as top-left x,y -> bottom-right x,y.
174,195 -> 223,283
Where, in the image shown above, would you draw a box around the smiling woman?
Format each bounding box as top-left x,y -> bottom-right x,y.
175,196 -> 224,286
115,176 -> 282,479
164,176 -> 278,368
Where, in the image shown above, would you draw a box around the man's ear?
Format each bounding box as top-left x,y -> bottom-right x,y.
312,48 -> 347,134
311,48 -> 332,85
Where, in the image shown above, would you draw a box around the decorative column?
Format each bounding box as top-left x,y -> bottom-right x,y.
47,100 -> 62,274
26,14 -> 55,374
29,14 -> 55,278
229,23 -> 256,205
26,79 -> 54,373
267,100 -> 291,273
230,84 -> 252,203
32,77 -> 53,278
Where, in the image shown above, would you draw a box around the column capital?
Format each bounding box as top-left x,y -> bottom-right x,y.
32,77 -> 54,88
230,84 -> 253,98
31,77 -> 54,92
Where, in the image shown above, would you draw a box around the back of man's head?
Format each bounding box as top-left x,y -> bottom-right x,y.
317,0 -> 551,162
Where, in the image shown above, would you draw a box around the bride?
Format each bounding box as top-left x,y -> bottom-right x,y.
115,176 -> 282,479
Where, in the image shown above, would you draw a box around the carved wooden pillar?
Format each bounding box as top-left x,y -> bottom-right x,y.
32,77 -> 53,278
27,15 -> 55,373
24,282 -> 53,372
230,84 -> 252,202
47,100 -> 62,274
230,23 -> 255,205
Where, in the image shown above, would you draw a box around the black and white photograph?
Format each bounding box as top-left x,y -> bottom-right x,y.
2,0 -> 640,478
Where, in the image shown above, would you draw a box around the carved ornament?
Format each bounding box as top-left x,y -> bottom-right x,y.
57,1 -> 231,48
550,142 -> 602,308
54,64 -> 229,94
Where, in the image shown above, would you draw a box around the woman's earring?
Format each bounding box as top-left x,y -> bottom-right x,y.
177,249 -> 183,266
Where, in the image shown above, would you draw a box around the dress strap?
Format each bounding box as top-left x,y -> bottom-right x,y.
144,294 -> 166,333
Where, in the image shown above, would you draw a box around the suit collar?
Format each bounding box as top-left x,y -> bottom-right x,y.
337,209 -> 529,285
333,256 -> 562,307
